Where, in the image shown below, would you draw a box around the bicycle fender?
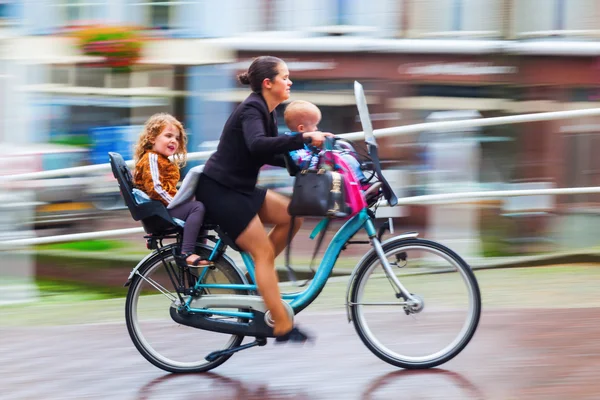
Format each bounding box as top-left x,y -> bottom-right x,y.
344,232 -> 419,322
124,249 -> 161,287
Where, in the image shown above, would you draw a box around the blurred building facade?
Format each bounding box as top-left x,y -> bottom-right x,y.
0,0 -> 599,207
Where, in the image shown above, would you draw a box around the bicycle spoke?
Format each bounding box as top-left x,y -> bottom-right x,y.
125,248 -> 247,373
351,238 -> 480,369
135,271 -> 178,302
348,302 -> 409,306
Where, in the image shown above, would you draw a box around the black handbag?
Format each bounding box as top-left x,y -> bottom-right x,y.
285,152 -> 350,287
288,169 -> 348,218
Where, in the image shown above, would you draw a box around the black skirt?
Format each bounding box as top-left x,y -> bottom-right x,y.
195,174 -> 266,242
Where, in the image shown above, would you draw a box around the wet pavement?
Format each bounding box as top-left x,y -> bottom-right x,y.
3,306 -> 600,400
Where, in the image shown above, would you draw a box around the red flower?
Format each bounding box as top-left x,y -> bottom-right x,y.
74,25 -> 145,71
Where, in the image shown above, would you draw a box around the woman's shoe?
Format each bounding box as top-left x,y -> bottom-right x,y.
274,326 -> 314,344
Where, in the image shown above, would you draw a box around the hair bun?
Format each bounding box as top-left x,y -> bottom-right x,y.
237,72 -> 250,85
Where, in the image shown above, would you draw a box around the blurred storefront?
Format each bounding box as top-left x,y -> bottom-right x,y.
235,49 -> 600,202
229,47 -> 600,255
514,56 -> 600,207
1,35 -> 234,161
235,51 -> 516,189
1,0 -> 600,257
0,35 -> 235,228
4,0 -> 599,194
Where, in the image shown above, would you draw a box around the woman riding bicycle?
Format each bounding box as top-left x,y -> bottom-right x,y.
195,56 -> 333,341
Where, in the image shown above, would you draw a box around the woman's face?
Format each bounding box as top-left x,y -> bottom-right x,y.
267,63 -> 292,103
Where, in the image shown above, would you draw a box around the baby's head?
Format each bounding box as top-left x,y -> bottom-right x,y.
284,100 -> 321,133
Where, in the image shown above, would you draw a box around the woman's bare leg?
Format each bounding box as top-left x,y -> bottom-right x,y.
235,215 -> 292,336
258,190 -> 303,257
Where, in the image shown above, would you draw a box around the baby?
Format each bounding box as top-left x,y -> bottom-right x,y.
283,100 -> 367,184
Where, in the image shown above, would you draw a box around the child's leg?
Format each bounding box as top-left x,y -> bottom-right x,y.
340,153 -> 367,183
167,165 -> 203,210
168,200 -> 207,264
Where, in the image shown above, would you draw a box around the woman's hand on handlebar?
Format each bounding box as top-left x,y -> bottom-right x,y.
302,131 -> 335,147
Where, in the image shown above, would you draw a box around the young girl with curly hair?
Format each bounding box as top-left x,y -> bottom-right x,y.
133,113 -> 209,267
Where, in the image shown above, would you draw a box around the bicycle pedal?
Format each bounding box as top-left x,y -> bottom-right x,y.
205,338 -> 267,362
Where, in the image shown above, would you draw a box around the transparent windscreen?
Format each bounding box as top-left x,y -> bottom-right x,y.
353,81 -> 377,147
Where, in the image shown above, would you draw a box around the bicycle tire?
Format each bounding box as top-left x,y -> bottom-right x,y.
125,244 -> 246,373
350,237 -> 481,369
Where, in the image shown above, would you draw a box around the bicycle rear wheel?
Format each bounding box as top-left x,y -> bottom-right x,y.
125,245 -> 246,373
350,238 -> 481,369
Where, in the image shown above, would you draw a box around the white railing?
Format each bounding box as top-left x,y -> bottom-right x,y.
0,227 -> 145,249
342,106 -> 600,141
5,106 -> 600,182
3,185 -> 600,250
3,106 -> 600,249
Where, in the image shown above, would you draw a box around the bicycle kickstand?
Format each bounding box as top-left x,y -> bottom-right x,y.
205,337 -> 267,362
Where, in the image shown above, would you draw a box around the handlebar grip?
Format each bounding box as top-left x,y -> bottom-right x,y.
324,136 -> 337,150
303,134 -> 339,146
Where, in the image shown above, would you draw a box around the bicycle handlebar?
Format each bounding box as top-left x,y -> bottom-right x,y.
298,135 -> 398,206
303,135 -> 341,145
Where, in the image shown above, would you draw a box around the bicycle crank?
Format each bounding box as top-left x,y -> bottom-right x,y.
170,294 -> 294,338
205,337 -> 267,362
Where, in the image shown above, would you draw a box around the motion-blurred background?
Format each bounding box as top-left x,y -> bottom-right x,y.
2,0 -> 600,303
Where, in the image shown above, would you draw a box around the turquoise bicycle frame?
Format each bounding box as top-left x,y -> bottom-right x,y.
185,208 -> 377,318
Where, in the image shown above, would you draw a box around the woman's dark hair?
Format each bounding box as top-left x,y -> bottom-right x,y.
237,56 -> 284,93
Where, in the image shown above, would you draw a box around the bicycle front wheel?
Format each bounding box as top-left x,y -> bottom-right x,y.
125,245 -> 246,373
350,238 -> 481,369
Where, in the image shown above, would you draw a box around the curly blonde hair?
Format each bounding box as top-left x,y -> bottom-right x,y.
134,113 -> 188,167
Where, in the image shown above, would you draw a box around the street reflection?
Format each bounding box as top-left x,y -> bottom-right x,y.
137,372 -> 311,400
361,369 -> 484,400
136,368 -> 484,400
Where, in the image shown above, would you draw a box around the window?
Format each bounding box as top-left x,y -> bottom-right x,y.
414,85 -> 514,99
287,80 -> 353,92
0,63 -> 6,143
56,0 -> 104,27
571,88 -> 600,102
0,1 -> 18,26
514,0 -> 599,38
335,0 -> 401,37
130,0 -> 179,31
74,66 -> 107,88
149,0 -> 171,29
409,0 -> 503,38
564,132 -> 600,205
271,0 -> 330,31
271,0 -> 399,37
0,1 -> 13,21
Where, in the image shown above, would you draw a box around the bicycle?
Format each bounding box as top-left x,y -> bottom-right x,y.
110,82 -> 481,373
